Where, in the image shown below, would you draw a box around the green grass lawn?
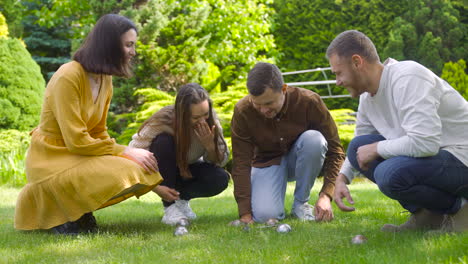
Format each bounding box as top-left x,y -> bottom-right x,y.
1,179 -> 467,264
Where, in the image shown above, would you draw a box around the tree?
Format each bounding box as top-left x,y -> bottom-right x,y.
382,0 -> 467,74
0,0 -> 24,37
0,36 -> 45,130
201,0 -> 277,91
121,0 -> 211,92
22,1 -> 72,81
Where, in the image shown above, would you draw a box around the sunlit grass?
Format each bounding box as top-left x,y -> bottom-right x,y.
1,179 -> 467,264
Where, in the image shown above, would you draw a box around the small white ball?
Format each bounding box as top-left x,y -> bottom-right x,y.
266,218 -> 279,226
229,219 -> 242,226
276,223 -> 292,233
351,235 -> 367,244
174,226 -> 188,236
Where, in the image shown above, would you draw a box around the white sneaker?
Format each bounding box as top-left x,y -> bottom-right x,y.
292,203 -> 315,221
175,200 -> 197,220
162,203 -> 187,225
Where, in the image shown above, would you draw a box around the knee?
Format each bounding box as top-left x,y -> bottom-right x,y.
252,205 -> 284,223
298,130 -> 328,153
205,167 -> 229,196
374,163 -> 408,199
213,168 -> 229,193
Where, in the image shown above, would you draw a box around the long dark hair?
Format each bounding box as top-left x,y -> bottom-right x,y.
73,14 -> 137,77
174,83 -> 225,174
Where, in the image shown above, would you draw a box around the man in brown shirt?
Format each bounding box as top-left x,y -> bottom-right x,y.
231,62 -> 345,224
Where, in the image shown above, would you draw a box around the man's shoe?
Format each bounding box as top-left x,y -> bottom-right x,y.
76,212 -> 98,233
52,221 -> 79,235
440,199 -> 468,232
292,203 -> 315,221
175,200 -> 197,220
162,203 -> 187,225
381,209 -> 444,232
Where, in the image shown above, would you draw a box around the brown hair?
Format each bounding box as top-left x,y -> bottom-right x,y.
73,14 -> 137,77
326,30 -> 380,63
247,62 -> 284,96
138,83 -> 225,175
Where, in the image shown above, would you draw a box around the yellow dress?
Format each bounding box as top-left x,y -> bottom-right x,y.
14,61 -> 162,230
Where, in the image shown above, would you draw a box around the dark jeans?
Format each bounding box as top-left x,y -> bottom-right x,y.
347,134 -> 468,214
149,133 -> 229,207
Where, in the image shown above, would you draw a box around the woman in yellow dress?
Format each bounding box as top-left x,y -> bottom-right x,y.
14,14 -> 162,235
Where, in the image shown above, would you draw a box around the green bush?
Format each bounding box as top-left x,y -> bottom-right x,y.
0,37 -> 45,130
441,59 -> 468,100
0,129 -> 29,186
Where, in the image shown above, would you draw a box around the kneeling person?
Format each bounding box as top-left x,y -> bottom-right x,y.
130,83 -> 230,225
231,62 -> 345,224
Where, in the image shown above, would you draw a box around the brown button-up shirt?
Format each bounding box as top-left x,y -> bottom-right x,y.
231,86 -> 345,216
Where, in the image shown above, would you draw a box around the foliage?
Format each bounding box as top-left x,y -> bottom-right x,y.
1,182 -> 467,263
22,1 -> 72,81
113,88 -> 176,144
122,0 -> 210,93
0,0 -> 24,37
272,0 -> 407,110
33,0 -> 135,50
0,129 -> 29,186
0,37 -> 45,130
0,12 -> 8,38
201,0 -> 277,91
382,0 -> 468,75
441,59 -> 468,100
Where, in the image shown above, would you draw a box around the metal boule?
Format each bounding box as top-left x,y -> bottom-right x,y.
229,219 -> 243,226
351,235 -> 367,244
276,223 -> 292,233
266,218 -> 279,226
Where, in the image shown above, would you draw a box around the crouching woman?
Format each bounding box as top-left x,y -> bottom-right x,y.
130,83 -> 229,225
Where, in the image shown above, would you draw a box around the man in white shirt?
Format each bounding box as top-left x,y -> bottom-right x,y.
327,30 -> 468,232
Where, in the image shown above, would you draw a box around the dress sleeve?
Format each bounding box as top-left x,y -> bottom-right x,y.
47,73 -> 126,156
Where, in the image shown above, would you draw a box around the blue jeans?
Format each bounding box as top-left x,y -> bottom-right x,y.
250,130 -> 328,222
347,135 -> 468,214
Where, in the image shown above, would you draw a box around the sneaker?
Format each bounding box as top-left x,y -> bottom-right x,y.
381,209 -> 444,232
162,203 -> 187,225
440,198 -> 468,232
292,203 -> 315,221
175,200 -> 197,220
76,212 -> 98,233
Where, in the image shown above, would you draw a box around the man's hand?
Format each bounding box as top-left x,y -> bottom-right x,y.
122,147 -> 158,173
334,173 -> 355,212
153,185 -> 180,202
240,213 -> 254,224
314,193 -> 334,222
356,142 -> 379,171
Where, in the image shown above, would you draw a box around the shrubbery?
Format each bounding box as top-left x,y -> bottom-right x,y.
0,129 -> 29,186
0,37 -> 45,130
442,59 -> 468,100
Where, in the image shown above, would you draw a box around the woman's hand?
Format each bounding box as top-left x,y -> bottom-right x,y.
153,185 -> 180,202
122,147 -> 158,174
194,121 -> 216,149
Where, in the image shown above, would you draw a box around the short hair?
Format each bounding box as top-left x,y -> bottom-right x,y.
73,14 -> 137,77
247,62 -> 284,96
326,30 -> 380,63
